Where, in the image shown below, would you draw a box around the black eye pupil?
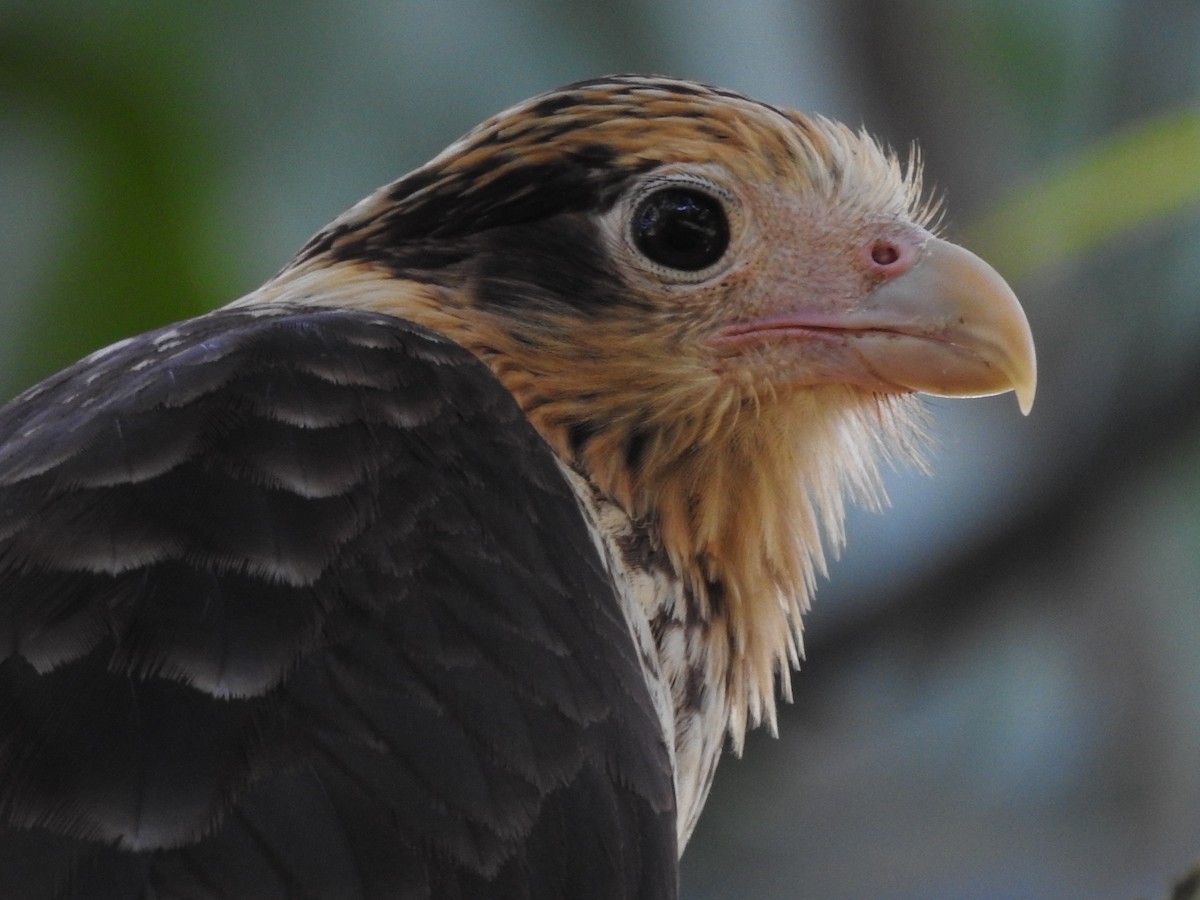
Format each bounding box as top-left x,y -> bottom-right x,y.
632,188 -> 729,272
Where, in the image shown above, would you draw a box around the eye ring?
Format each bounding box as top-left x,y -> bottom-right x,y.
626,177 -> 735,281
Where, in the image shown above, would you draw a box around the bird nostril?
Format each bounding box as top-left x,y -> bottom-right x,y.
870,241 -> 901,267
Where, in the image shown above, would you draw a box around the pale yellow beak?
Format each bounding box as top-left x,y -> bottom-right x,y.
845,237 -> 1037,414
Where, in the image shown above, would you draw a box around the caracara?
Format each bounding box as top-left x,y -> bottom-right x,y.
0,76 -> 1035,899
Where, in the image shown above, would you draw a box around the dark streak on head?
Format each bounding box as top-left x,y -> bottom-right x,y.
471,212 -> 639,316
304,147 -> 652,286
527,90 -> 587,117
293,76 -> 790,266
290,74 -> 825,295
560,75 -> 714,101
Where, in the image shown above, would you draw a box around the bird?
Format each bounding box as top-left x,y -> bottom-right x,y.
0,75 -> 1035,899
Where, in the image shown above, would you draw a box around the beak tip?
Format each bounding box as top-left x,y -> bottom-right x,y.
1011,330 -> 1037,417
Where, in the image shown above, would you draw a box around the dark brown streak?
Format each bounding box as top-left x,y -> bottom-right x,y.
683,661 -> 708,712
471,213 -> 636,315
624,428 -> 651,476
616,523 -> 670,575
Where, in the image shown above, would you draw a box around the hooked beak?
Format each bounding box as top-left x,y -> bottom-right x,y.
714,236 -> 1037,414
843,236 -> 1037,414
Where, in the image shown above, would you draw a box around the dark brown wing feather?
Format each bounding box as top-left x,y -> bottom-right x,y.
0,306 -> 677,900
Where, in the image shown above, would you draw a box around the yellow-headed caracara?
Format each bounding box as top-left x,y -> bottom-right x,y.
0,76 -> 1035,899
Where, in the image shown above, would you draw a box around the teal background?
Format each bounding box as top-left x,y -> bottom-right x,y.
2,2 -> 1199,897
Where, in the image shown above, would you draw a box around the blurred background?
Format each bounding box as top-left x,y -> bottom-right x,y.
2,1 -> 1199,897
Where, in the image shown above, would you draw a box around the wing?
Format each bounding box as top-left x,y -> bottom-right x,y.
0,306 -> 677,900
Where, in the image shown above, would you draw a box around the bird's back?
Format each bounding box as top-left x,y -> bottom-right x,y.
0,306 -> 677,900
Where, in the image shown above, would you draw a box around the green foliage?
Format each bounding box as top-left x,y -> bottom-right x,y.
0,13 -> 235,391
965,109 -> 1200,281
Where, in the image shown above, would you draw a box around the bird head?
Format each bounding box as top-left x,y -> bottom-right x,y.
248,75 -> 1036,740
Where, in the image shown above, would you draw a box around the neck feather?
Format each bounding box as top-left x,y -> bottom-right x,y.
573,382 -> 926,746
463,305 -> 930,746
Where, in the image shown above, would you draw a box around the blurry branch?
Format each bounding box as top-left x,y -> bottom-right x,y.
1172,864 -> 1200,900
964,109 -> 1200,282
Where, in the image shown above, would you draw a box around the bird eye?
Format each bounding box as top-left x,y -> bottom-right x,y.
631,187 -> 730,272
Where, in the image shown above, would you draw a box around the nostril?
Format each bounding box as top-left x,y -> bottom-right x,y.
866,235 -> 922,278
870,240 -> 901,267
